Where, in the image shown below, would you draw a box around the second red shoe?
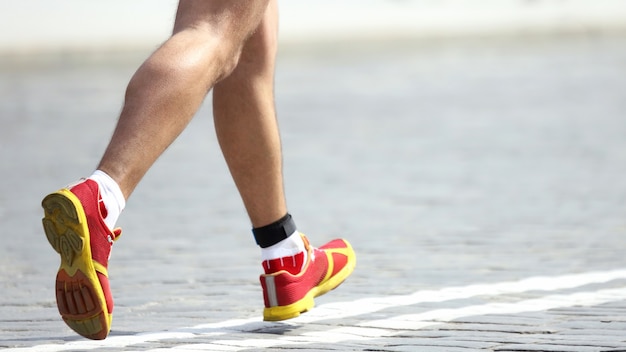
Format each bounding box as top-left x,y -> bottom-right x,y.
260,234 -> 356,321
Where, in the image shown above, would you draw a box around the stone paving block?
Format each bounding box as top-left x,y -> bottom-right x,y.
435,322 -> 559,335
451,314 -> 550,326
369,346 -> 480,352
370,336 -> 501,350
493,344 -> 605,352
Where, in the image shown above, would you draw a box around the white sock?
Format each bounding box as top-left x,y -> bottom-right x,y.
88,170 -> 126,229
261,231 -> 307,262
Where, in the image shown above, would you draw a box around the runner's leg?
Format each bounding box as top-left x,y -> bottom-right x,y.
97,0 -> 272,199
212,0 -> 285,228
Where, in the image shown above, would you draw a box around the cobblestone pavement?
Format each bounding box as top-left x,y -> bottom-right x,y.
1,34 -> 626,351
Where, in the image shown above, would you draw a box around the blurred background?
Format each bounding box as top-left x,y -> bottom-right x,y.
2,0 -> 626,342
2,0 -> 626,52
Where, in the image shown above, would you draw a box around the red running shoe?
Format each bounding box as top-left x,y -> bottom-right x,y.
260,234 -> 356,321
41,179 -> 120,340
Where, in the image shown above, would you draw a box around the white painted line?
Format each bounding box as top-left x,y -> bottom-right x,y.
144,287 -> 626,351
7,269 -> 626,352
361,286 -> 626,330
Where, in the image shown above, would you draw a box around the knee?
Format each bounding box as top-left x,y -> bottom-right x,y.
168,29 -> 247,85
217,20 -> 278,84
214,41 -> 245,81
126,32 -> 244,97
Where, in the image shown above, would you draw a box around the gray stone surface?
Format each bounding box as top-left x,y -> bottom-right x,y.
2,33 -> 626,350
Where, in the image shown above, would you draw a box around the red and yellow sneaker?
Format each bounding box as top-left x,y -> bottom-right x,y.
260,235 -> 356,321
41,179 -> 120,340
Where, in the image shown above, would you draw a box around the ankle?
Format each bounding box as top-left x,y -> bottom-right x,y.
252,213 -> 297,248
88,170 -> 125,229
253,213 -> 308,273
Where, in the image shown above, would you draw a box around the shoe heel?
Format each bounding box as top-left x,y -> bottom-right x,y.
42,192 -> 85,267
64,314 -> 108,340
56,269 -> 109,340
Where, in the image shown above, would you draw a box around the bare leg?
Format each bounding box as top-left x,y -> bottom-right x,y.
97,0 -> 271,199
213,0 -> 285,228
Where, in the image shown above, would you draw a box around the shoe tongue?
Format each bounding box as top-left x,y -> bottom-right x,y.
263,252 -> 305,275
